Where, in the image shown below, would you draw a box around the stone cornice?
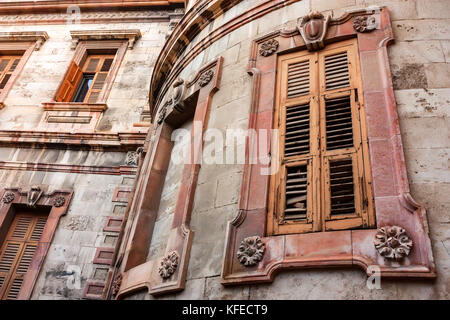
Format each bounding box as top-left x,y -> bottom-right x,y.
0,130 -> 146,151
0,31 -> 49,50
70,29 -> 142,49
0,0 -> 184,14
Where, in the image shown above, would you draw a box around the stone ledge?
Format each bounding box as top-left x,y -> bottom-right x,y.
0,31 -> 48,50
70,29 -> 142,49
43,102 -> 108,112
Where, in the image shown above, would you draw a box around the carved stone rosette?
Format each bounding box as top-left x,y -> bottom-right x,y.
298,11 -> 330,51
111,273 -> 123,297
53,196 -> 65,207
2,192 -> 14,204
374,226 -> 413,261
259,39 -> 279,57
158,251 -> 179,279
237,236 -> 265,267
198,69 -> 214,87
353,15 -> 376,33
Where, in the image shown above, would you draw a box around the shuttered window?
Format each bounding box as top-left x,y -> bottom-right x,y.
0,55 -> 22,94
268,38 -> 375,235
0,213 -> 47,300
56,54 -> 115,103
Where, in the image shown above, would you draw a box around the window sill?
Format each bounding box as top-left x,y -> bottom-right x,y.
42,102 -> 108,112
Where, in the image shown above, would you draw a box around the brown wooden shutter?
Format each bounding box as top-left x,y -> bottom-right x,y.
55,61 -> 83,102
82,55 -> 114,103
0,213 -> 48,300
0,56 -> 22,92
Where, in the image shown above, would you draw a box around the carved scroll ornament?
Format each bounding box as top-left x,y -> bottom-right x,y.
158,251 -> 179,279
198,69 -> 214,87
237,236 -> 265,267
111,273 -> 123,297
374,226 -> 413,261
53,196 -> 66,207
298,11 -> 330,51
2,192 -> 14,204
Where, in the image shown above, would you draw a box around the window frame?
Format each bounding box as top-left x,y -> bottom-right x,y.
221,7 -> 436,285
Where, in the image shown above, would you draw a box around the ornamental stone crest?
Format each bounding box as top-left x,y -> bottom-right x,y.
172,78 -> 186,113
125,151 -> 139,166
2,192 -> 14,204
27,186 -> 43,207
259,39 -> 279,57
198,69 -> 214,87
298,11 -> 330,51
374,226 -> 413,261
111,273 -> 123,297
158,251 -> 179,279
237,236 -> 265,267
53,196 -> 65,207
353,15 -> 376,33
157,99 -> 170,125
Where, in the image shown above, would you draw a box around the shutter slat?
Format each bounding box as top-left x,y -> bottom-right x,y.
287,60 -> 310,98
284,165 -> 308,221
6,277 -> 23,300
16,244 -> 37,274
329,159 -> 355,217
284,103 -> 310,157
325,51 -> 350,91
0,243 -> 21,272
325,96 -> 354,150
85,58 -> 99,72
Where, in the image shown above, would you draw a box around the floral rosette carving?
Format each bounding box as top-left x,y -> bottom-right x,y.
259,39 -> 279,57
158,251 -> 179,279
374,226 -> 413,261
198,69 -> 214,87
111,273 -> 123,297
2,192 -> 15,204
353,15 -> 376,33
53,196 -> 65,207
237,236 -> 265,267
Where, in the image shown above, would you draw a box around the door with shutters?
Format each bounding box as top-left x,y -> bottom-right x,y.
268,38 -> 375,235
0,211 -> 47,300
0,55 -> 22,94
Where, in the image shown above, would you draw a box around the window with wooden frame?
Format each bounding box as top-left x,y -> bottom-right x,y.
0,209 -> 49,300
0,55 -> 22,95
56,53 -> 116,103
268,39 -> 375,235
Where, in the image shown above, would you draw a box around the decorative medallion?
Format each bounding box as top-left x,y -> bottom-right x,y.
2,192 -> 15,204
298,11 -> 330,51
27,186 -> 43,207
53,196 -> 66,207
198,69 -> 214,87
158,251 -> 179,279
374,226 -> 413,261
125,151 -> 139,166
237,236 -> 265,267
111,273 -> 123,297
259,39 -> 279,57
353,15 -> 376,33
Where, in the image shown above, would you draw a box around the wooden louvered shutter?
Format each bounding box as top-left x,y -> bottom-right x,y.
55,61 -> 83,102
269,38 -> 375,235
0,213 -> 47,300
84,56 -> 114,103
0,56 -> 21,93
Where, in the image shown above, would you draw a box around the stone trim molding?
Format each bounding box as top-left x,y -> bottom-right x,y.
0,187 -> 73,300
42,102 -> 108,112
70,29 -> 142,50
0,31 -> 48,50
115,57 -> 223,298
221,7 -> 436,286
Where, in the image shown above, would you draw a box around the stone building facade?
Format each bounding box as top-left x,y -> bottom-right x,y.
0,0 -> 448,300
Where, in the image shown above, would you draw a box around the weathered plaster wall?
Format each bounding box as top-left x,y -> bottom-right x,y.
127,0 -> 449,300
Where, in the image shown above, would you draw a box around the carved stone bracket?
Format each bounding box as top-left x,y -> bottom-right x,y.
353,15 -> 377,33
70,29 -> 142,50
0,31 -> 49,50
374,226 -> 413,261
2,192 -> 14,204
111,273 -> 123,297
237,236 -> 265,267
158,251 -> 179,279
298,11 -> 330,51
198,69 -> 214,87
259,39 -> 279,57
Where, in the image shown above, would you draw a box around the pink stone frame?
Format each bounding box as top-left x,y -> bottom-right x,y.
221,7 -> 436,285
114,57 -> 223,298
0,187 -> 73,299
